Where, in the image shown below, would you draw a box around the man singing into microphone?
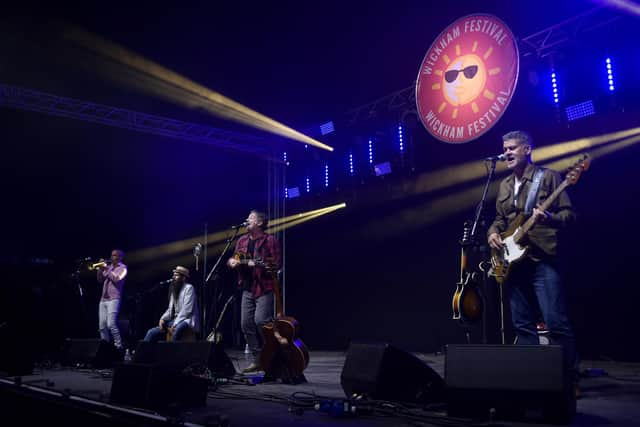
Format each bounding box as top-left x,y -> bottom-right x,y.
143,266 -> 199,342
228,210 -> 281,373
487,130 -> 579,394
97,249 -> 127,350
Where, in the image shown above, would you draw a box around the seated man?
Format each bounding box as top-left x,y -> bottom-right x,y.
144,266 -> 199,342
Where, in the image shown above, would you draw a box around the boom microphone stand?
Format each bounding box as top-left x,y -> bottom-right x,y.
469,158 -> 500,344
203,227 -> 241,336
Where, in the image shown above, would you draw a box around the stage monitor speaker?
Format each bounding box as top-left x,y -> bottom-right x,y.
134,341 -> 236,377
340,342 -> 444,404
445,344 -> 575,423
110,363 -> 208,410
62,338 -> 121,368
0,323 -> 35,376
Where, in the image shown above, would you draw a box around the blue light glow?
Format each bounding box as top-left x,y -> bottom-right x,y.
287,187 -> 300,199
551,71 -> 559,104
349,153 -> 354,175
398,124 -> 404,152
605,57 -> 615,91
565,100 -> 595,121
320,121 -> 335,135
306,177 -> 310,193
368,139 -> 373,164
324,164 -> 329,187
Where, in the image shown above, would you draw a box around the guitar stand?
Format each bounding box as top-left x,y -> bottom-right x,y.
261,351 -> 307,385
497,282 -> 506,345
262,372 -> 307,385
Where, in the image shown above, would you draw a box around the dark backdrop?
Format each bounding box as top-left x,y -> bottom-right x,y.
1,2 -> 639,362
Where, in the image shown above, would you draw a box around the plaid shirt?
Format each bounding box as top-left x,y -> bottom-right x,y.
233,232 -> 281,297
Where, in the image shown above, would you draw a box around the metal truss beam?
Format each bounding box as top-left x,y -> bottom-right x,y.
519,6 -> 622,58
342,7 -> 622,127
0,83 -> 274,157
344,85 -> 415,126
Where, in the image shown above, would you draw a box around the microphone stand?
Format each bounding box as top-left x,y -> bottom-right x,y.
203,227 -> 241,336
469,158 -> 500,344
71,260 -> 87,336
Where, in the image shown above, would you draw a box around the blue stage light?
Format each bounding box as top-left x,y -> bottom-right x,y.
374,162 -> 392,176
605,57 -> 615,91
287,187 -> 300,199
320,121 -> 335,135
324,164 -> 329,187
565,100 -> 595,121
348,153 -> 354,176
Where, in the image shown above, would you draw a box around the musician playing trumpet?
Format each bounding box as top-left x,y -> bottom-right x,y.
96,249 -> 127,350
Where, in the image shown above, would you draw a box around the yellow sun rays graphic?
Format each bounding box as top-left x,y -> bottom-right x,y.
430,42 -> 502,114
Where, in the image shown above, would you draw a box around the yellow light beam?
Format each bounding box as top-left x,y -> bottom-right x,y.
127,203 -> 347,263
64,28 -> 334,152
130,203 -> 346,283
269,202 -> 348,226
532,126 -> 640,162
360,133 -> 640,240
266,203 -> 346,234
406,126 -> 640,200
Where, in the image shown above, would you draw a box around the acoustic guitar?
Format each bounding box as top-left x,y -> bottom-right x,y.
491,154 -> 590,284
451,221 -> 483,323
259,269 -> 309,383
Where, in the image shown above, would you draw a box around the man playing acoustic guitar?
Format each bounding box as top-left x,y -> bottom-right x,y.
228,210 -> 281,374
487,131 -> 578,387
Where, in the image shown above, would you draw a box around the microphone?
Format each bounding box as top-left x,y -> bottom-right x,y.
158,278 -> 173,285
193,243 -> 202,257
231,221 -> 249,229
485,153 -> 506,162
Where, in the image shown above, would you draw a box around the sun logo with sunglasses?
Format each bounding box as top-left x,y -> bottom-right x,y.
443,54 -> 486,106
416,14 -> 519,143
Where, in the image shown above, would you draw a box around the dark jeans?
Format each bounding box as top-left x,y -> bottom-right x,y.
241,290 -> 274,363
508,258 -> 577,377
143,319 -> 192,342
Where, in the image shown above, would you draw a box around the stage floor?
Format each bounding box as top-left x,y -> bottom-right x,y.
2,350 -> 640,426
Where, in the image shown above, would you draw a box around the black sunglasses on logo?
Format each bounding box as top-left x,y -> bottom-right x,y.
444,65 -> 479,83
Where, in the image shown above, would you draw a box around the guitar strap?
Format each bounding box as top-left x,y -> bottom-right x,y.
524,168 -> 545,216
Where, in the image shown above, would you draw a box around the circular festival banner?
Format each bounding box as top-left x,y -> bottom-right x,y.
416,14 -> 519,144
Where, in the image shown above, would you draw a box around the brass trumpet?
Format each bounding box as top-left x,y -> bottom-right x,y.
89,260 -> 110,270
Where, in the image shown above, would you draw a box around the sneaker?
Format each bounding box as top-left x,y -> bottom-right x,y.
241,362 -> 261,374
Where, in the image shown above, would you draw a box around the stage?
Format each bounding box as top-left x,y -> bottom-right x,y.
1,349 -> 639,427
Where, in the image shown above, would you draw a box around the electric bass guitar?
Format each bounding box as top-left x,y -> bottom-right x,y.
491,154 -> 590,284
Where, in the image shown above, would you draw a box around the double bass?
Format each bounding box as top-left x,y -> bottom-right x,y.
260,268 -> 309,383
451,222 -> 483,323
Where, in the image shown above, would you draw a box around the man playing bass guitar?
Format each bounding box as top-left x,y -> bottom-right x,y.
487,130 -> 578,384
